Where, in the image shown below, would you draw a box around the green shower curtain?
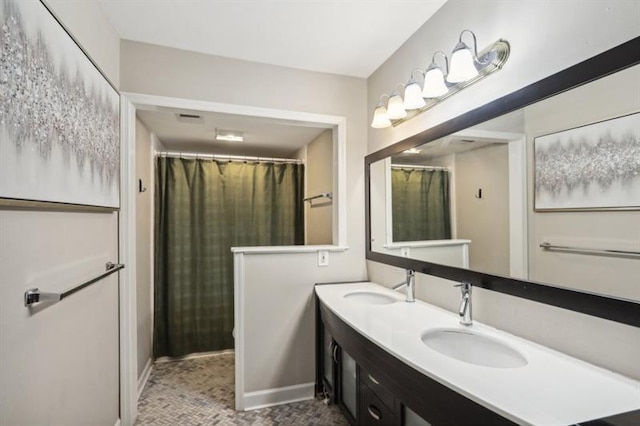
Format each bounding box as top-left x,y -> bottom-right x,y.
391,168 -> 451,242
154,157 -> 304,358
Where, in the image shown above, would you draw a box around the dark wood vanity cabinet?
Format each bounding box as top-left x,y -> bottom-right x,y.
359,377 -> 396,426
316,297 -> 514,426
359,365 -> 400,426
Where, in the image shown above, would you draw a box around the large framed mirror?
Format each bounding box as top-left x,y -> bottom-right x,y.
366,37 -> 640,327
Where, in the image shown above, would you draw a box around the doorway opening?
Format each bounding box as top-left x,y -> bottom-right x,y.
120,92 -> 347,422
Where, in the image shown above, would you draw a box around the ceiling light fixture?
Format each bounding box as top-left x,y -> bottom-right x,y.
403,69 -> 426,110
447,30 -> 479,83
215,129 -> 244,142
403,148 -> 422,154
423,51 -> 449,98
371,30 -> 509,129
386,84 -> 407,120
371,95 -> 392,128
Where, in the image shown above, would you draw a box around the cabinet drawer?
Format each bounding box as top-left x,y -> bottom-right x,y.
360,367 -> 395,412
360,383 -> 395,426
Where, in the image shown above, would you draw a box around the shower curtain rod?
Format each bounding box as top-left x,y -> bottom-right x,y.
157,151 -> 304,164
391,164 -> 449,171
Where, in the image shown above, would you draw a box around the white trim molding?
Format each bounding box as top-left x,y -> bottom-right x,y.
508,136 -> 528,279
233,252 -> 246,411
119,96 -> 138,426
137,358 -> 153,400
231,245 -> 348,254
242,383 -> 316,411
121,91 -> 349,250
383,239 -> 471,249
120,91 -> 349,416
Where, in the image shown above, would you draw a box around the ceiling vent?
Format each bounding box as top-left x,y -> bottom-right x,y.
176,113 -> 204,124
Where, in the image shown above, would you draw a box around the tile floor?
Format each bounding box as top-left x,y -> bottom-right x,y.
136,352 -> 348,425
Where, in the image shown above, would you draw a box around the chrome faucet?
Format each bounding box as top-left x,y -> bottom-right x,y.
456,282 -> 472,326
392,269 -> 415,303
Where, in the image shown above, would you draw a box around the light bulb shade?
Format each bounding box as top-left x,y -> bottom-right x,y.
386,94 -> 407,120
447,43 -> 478,83
371,105 -> 392,128
422,66 -> 448,98
403,82 -> 426,110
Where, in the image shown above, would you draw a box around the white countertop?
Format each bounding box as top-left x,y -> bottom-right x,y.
316,282 -> 640,425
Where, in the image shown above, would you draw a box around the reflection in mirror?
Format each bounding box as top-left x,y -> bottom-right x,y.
371,110 -> 526,278
369,63 -> 640,300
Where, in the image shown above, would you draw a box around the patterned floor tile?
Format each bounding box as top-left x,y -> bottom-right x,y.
136,353 -> 348,426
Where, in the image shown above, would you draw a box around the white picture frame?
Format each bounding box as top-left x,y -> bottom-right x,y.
534,112 -> 640,211
0,0 -> 120,209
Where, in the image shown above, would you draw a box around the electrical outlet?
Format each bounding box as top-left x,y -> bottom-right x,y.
318,250 -> 329,267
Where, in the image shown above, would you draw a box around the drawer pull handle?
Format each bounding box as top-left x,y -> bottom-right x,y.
368,405 -> 381,421
332,344 -> 339,364
368,374 -> 380,385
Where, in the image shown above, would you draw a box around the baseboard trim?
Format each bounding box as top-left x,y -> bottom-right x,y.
243,382 -> 315,411
137,358 -> 153,399
155,349 -> 234,364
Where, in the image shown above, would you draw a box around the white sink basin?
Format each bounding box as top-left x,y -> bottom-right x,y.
343,291 -> 397,305
421,328 -> 528,369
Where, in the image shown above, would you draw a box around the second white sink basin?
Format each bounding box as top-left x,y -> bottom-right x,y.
421,328 -> 528,369
343,291 -> 397,305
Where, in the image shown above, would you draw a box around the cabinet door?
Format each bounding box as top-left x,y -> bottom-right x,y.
323,326 -> 335,389
403,406 -> 432,426
360,382 -> 395,426
340,349 -> 358,419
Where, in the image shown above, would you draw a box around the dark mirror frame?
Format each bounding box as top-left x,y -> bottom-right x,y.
365,36 -> 640,328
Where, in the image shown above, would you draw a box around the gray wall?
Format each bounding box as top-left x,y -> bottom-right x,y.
1,1 -> 121,424
46,0 -> 120,87
306,129 -> 333,245
526,65 -> 640,301
120,41 -> 369,397
454,145 -> 510,276
366,0 -> 640,380
135,118 -> 154,381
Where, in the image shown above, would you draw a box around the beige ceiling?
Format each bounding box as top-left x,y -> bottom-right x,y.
137,108 -> 329,158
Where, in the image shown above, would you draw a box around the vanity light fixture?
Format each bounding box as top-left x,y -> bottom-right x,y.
423,51 -> 449,98
386,84 -> 407,120
370,30 -> 510,129
447,30 -> 480,83
216,129 -> 244,142
371,95 -> 392,128
403,70 -> 427,110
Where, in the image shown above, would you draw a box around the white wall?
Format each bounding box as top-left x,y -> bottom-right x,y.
366,0 -> 640,380
0,1 -> 122,424
135,118 -> 153,382
120,41 -> 369,403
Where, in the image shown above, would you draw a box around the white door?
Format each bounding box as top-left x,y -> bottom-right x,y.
0,209 -> 120,426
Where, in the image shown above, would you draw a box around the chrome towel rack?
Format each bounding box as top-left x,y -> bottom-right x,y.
539,242 -> 640,258
24,262 -> 125,307
303,192 -> 333,203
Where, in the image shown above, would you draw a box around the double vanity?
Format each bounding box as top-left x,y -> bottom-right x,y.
316,282 -> 640,425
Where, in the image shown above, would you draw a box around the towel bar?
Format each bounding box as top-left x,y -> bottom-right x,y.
24,262 -> 125,307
